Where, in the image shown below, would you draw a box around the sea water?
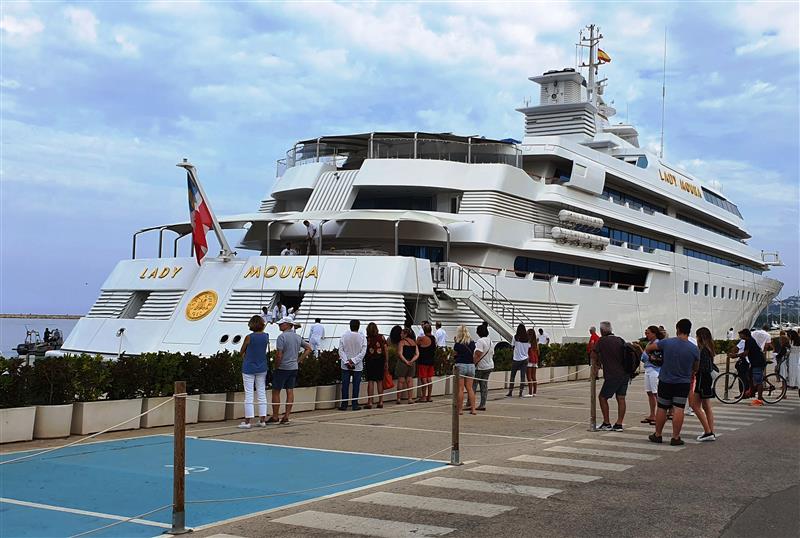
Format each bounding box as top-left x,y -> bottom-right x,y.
0,318 -> 78,356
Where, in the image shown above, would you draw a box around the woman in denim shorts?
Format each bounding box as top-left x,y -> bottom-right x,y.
453,325 -> 477,415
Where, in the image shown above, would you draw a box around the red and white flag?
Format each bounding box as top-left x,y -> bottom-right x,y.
187,173 -> 213,264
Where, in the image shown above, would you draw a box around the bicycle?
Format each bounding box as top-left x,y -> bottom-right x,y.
713,358 -> 787,405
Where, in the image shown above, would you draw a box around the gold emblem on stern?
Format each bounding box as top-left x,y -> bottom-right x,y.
185,290 -> 218,321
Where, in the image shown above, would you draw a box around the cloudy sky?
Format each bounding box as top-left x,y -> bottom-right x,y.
1,1 -> 798,314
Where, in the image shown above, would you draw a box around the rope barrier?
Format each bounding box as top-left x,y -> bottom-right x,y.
67,504 -> 173,538
185,375 -> 454,406
0,397 -> 175,466
459,364 -> 592,385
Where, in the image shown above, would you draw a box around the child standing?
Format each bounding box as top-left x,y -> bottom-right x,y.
239,315 -> 270,428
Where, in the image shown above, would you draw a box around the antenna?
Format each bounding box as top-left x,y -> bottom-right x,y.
659,27 -> 667,159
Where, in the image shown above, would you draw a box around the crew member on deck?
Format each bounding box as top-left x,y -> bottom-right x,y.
303,220 -> 317,255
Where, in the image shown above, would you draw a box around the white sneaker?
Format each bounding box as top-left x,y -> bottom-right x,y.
237,422 -> 252,429
697,432 -> 716,442
522,394 -> 534,398
686,409 -> 695,416
255,421 -> 267,428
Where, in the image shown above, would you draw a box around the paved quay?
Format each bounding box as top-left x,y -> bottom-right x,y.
2,377 -> 798,537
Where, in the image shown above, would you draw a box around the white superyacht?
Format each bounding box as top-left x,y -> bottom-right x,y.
59,25 -> 783,356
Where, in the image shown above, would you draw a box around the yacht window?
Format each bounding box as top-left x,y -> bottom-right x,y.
514,256 -> 646,287
720,286 -> 725,299
676,214 -> 740,240
735,289 -> 739,300
600,227 -> 673,252
702,188 -> 743,218
398,244 -> 444,263
713,285 -> 717,297
694,283 -> 699,295
704,284 -> 709,297
353,192 -> 435,211
602,187 -> 665,215
728,288 -> 732,299
685,248 -> 762,274
683,280 -> 689,294
450,197 -> 460,214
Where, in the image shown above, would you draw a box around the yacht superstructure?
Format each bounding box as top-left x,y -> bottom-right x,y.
59,25 -> 783,356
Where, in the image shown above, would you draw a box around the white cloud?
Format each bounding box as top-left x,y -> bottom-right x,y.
114,33 -> 139,56
1,78 -> 21,89
64,7 -> 99,43
699,80 -> 776,109
730,3 -> 799,56
678,158 -> 796,205
735,35 -> 774,56
0,14 -> 44,39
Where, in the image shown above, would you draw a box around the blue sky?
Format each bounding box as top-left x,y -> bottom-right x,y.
1,1 -> 798,314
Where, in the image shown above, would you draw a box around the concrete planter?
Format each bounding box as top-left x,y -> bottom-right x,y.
71,399 -> 142,435
274,386 -> 316,413
568,366 -> 578,381
0,406 -> 36,444
33,404 -> 73,439
430,376 -> 447,397
551,366 -> 570,383
198,393 -> 227,422
225,392 -> 245,420
140,396 -> 172,428
315,385 -> 339,410
577,365 -> 591,380
487,370 -> 507,391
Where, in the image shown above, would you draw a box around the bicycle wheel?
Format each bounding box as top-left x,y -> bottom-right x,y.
713,372 -> 744,404
761,373 -> 787,404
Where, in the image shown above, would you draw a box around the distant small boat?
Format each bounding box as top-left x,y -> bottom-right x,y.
16,328 -> 63,357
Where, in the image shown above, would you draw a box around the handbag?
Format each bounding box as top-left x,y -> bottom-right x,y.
383,369 -> 395,389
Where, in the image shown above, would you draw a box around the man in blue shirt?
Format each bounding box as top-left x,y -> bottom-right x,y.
645,318 -> 699,446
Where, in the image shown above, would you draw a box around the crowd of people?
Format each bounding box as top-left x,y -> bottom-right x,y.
234,308 -> 797,438
589,319 -> 795,446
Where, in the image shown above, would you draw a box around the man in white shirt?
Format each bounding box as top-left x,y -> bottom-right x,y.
726,328 -> 736,341
272,302 -> 287,322
473,323 -> 493,411
303,220 -> 318,255
309,318 -> 325,356
752,325 -> 772,352
280,243 -> 294,256
537,328 -> 550,346
339,319 -> 367,411
434,322 -> 447,347
260,306 -> 272,324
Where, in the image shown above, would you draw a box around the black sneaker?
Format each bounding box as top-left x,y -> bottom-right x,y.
670,437 -> 685,446
597,423 -> 613,431
697,432 -> 716,442
648,433 -> 663,443
351,405 -> 362,411
612,424 -> 624,432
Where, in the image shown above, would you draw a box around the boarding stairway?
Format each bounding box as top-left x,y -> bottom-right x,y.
431,263 -> 536,342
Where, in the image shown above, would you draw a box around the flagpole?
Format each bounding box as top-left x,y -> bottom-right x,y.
177,159 -> 234,260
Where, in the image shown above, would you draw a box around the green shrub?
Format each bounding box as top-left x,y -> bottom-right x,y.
140,352 -> 202,397
298,354 -> 321,387
69,354 -> 109,402
540,343 -> 589,367
493,347 -> 512,371
0,357 -> 32,408
28,357 -> 75,406
433,346 -> 454,376
317,350 -> 341,386
199,351 -> 240,393
106,355 -> 147,400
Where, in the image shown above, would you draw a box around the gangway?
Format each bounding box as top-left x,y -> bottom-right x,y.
431,263 -> 538,343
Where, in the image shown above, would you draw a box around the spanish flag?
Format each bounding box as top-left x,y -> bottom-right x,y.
597,49 -> 611,63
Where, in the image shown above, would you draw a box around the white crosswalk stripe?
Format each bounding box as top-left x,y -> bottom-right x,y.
545,445 -> 660,461
508,454 -> 633,471
272,510 -> 455,537
712,413 -> 764,420
627,427 -> 722,440
467,464 -> 601,483
599,432 -> 719,444
575,438 -> 684,452
695,419 -> 753,426
351,492 -> 514,517
417,476 -> 562,499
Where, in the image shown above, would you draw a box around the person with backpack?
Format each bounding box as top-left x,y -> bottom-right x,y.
590,321 -> 629,432
646,318 -> 699,446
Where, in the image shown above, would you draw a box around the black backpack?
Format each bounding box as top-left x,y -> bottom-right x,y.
622,341 -> 641,379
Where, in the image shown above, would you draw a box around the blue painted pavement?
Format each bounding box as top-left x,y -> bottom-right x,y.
0,435 -> 444,537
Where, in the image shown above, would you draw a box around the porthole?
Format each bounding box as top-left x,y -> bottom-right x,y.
219,335 -> 229,344
232,335 -> 242,344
